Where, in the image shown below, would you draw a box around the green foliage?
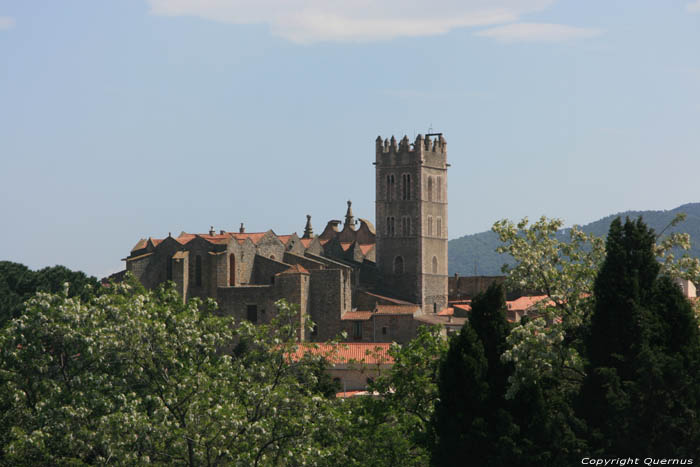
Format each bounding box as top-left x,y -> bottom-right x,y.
432,285 -> 520,467
326,326 -> 447,467
579,218 -> 700,457
0,261 -> 100,328
0,279 -> 341,465
449,202 -> 700,276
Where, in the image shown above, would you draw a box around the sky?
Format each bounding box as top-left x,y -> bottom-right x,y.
1,0 -> 699,278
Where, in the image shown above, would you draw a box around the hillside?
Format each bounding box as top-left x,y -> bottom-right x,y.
448,202 -> 700,276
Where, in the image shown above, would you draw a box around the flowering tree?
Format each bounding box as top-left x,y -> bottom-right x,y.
492,214 -> 700,398
0,279 -> 337,465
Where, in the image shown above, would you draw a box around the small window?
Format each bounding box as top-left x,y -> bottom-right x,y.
427,216 -> 433,236
382,326 -> 388,335
247,305 -> 258,323
432,256 -> 438,274
428,176 -> 433,202
386,216 -> 395,237
436,176 -> 442,202
353,321 -> 363,340
402,216 -> 411,236
437,217 -> 442,238
394,256 -> 404,274
402,173 -> 411,200
386,174 -> 395,201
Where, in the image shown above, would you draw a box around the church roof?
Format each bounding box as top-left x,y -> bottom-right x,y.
278,264 -> 309,275
341,311 -> 373,321
287,342 -> 393,365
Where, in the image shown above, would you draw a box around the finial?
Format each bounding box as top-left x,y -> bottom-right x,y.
209,226 -> 215,236
239,222 -> 245,233
303,214 -> 314,238
168,232 -> 171,237
345,200 -> 356,228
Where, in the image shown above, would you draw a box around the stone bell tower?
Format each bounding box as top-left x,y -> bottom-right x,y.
375,134 -> 448,313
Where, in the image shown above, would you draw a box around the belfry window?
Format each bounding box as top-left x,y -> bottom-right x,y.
436,217 -> 442,238
386,174 -> 395,201
427,216 -> 433,236
437,177 -> 442,202
394,256 -> 404,274
402,173 -> 411,200
402,216 -> 411,236
386,216 -> 395,236
432,256 -> 438,274
428,176 -> 434,202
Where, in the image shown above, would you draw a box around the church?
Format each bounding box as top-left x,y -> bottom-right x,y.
122,134 -> 465,343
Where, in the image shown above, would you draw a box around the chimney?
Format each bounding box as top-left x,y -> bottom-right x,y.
239,223 -> 245,234
209,226 -> 215,236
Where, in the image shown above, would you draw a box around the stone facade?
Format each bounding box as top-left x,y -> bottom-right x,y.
123,134 -> 457,344
375,134 -> 449,313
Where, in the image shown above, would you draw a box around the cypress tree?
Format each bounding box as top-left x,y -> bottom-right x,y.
580,217 -> 700,456
431,284 -> 519,466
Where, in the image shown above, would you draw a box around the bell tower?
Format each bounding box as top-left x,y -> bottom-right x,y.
375,134 -> 448,313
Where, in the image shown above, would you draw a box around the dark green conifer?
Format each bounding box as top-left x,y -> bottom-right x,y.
580,217 -> 700,456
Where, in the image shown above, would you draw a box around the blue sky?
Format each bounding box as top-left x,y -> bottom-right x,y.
1,0 -> 699,278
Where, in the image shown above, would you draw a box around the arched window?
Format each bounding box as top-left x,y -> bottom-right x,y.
402,173 -> 411,200
432,256 -> 438,274
428,176 -> 433,202
386,174 -> 395,201
436,217 -> 442,238
402,216 -> 411,236
229,254 -> 235,286
195,255 -> 202,287
427,216 -> 433,236
386,216 -> 395,236
394,256 -> 404,274
437,177 -> 442,201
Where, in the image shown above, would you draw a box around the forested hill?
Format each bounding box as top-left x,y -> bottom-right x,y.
448,202 -> 700,276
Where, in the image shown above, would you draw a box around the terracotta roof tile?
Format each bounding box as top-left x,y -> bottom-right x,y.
437,307 -> 454,316
340,242 -> 353,251
288,343 -> 393,365
341,311 -> 373,321
277,235 -> 292,244
453,304 -> 472,313
359,244 -> 375,255
300,238 -> 313,248
231,232 -> 266,244
506,295 -> 552,312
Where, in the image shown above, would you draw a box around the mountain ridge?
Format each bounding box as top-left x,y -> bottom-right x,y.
448,202 -> 700,276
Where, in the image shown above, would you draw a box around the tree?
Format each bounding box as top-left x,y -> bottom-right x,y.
579,218 -> 700,456
431,285 -> 520,467
0,277 -> 340,465
0,261 -> 100,328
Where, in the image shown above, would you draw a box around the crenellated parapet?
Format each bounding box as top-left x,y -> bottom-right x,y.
375,134 -> 447,157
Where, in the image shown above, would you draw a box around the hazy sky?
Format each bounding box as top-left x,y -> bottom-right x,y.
1,1 -> 699,278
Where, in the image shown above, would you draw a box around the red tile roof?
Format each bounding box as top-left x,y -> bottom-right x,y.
231,232 -> 267,244
277,235 -> 293,245
361,291 -> 414,305
438,307 -> 454,316
300,238 -> 313,248
359,244 -> 375,255
340,242 -> 353,251
341,311 -> 373,321
288,342 -> 394,365
453,304 -> 471,313
506,295 -> 552,312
